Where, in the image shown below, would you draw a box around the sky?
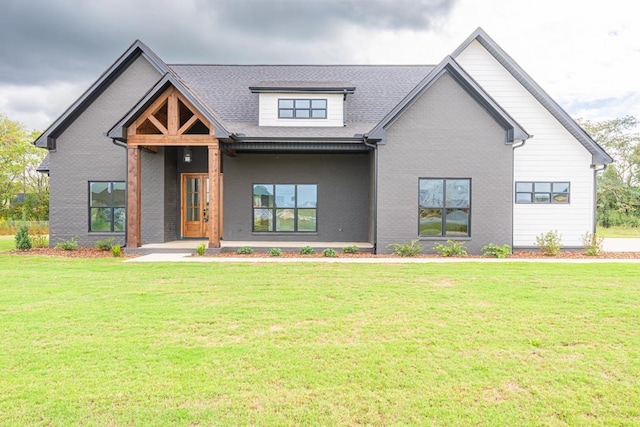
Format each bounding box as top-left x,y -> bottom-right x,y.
1,0 -> 638,132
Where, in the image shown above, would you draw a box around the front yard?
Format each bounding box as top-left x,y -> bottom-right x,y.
0,255 -> 638,425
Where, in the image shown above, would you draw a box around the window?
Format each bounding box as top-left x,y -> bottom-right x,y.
278,99 -> 327,119
515,182 -> 570,204
89,181 -> 125,232
419,178 -> 470,237
253,184 -> 317,232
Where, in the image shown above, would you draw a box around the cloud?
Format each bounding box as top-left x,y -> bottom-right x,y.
0,0 -> 458,86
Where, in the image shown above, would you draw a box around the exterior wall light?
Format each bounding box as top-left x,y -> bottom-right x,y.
183,147 -> 192,163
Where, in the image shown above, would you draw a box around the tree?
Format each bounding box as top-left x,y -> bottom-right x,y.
579,116 -> 640,186
0,113 -> 46,220
579,116 -> 640,227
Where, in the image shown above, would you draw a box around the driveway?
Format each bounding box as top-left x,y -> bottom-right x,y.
603,238 -> 640,252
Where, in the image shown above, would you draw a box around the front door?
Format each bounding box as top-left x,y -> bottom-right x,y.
181,173 -> 209,238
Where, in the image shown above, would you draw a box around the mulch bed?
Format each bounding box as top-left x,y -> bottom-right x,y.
6,248 -> 640,259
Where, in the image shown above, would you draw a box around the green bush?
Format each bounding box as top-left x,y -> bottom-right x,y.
481,243 -> 511,258
95,238 -> 116,251
15,225 -> 32,251
581,232 -> 604,256
299,246 -> 315,255
322,248 -> 337,257
111,245 -> 121,257
55,236 -> 78,251
433,240 -> 468,257
196,243 -> 206,256
236,246 -> 254,255
268,247 -> 282,257
343,245 -> 359,254
535,230 -> 562,256
387,239 -> 423,257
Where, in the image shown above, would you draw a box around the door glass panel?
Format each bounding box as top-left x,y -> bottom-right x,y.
187,178 -> 200,221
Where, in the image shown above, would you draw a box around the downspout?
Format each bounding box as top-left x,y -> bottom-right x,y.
111,137 -> 129,247
363,135 -> 378,254
511,138 -> 528,252
592,163 -> 607,234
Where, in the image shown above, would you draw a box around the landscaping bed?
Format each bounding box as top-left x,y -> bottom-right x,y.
7,247 -> 640,259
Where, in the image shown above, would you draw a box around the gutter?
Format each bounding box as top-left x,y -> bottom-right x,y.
510,137 -> 529,251
363,135 -> 378,254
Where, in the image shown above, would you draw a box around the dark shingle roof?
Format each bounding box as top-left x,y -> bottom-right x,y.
169,65 -> 433,138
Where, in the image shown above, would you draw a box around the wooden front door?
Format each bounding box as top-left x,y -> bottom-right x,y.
181,173 -> 208,238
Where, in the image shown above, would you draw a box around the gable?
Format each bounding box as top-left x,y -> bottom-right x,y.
107,73 -> 230,141
34,40 -> 168,150
367,57 -> 529,144
452,28 -> 612,165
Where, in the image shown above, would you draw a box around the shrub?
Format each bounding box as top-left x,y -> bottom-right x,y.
236,246 -> 254,255
322,248 -> 337,257
196,243 -> 206,256
15,225 -> 32,251
55,236 -> 78,251
535,230 -> 562,256
581,232 -> 604,256
387,239 -> 423,257
95,238 -> 116,251
433,240 -> 468,257
268,247 -> 282,257
111,245 -> 121,257
300,246 -> 315,255
343,245 -> 359,254
481,243 -> 511,258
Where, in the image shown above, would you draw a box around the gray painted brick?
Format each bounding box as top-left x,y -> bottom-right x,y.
223,153 -> 370,242
377,72 -> 513,254
48,56 -> 162,247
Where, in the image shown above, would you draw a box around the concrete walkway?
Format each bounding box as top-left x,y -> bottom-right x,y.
126,254 -> 640,263
126,238 -> 640,263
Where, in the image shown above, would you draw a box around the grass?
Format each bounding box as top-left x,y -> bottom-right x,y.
0,235 -> 14,251
597,225 -> 640,238
1,256 -> 639,425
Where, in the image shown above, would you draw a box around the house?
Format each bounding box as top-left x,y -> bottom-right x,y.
34,28 -> 612,254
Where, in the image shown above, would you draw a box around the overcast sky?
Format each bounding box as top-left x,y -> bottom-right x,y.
1,0 -> 638,132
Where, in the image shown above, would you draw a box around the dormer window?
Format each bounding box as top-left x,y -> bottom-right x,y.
250,81 -> 355,127
278,99 -> 327,119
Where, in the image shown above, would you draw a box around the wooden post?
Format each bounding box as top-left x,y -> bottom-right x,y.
208,142 -> 221,248
126,146 -> 142,248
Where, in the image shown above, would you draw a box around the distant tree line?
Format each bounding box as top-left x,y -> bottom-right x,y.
579,116 -> 640,228
0,113 -> 48,221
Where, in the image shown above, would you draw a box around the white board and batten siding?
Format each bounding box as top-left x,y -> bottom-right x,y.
258,93 -> 344,127
456,40 -> 595,247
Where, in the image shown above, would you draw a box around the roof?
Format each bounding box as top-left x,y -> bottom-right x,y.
36,154 -> 49,174
368,56 -> 530,143
169,64 -> 433,139
452,27 -> 613,165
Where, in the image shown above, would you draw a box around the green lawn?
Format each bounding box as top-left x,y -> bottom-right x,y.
1,256 -> 639,425
0,235 -> 14,251
597,225 -> 640,238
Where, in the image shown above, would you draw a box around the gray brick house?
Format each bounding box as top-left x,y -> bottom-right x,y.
35,28 -> 611,254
